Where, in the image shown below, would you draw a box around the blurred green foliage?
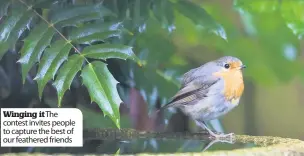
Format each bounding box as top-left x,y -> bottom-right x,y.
0,0 -> 303,154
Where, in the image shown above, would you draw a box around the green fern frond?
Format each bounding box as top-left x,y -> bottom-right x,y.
69,21 -> 123,44
17,23 -> 55,83
52,54 -> 84,107
0,0 -> 140,128
35,40 -> 72,99
0,5 -> 34,59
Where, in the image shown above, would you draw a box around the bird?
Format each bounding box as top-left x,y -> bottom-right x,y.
158,56 -> 246,141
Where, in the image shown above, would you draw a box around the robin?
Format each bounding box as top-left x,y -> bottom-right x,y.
159,56 -> 246,142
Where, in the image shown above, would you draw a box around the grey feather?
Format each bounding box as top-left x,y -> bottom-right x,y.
181,62 -> 218,87
162,75 -> 220,109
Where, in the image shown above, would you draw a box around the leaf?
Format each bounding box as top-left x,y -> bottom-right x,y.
281,2 -> 304,38
0,1 -> 10,17
53,54 -> 84,106
69,22 -> 123,44
49,4 -> 114,27
81,61 -> 121,128
17,23 -> 55,83
234,0 -> 280,13
56,13 -> 105,28
173,0 -> 227,40
173,0 -> 216,27
133,65 -> 179,100
153,0 -> 175,27
136,18 -> 176,65
234,0 -> 304,38
35,40 -> 72,99
82,44 -> 141,64
0,6 -> 34,59
33,0 -> 59,8
115,148 -> 120,155
235,4 -> 300,82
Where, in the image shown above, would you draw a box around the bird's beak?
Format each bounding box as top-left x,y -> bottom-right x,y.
240,65 -> 246,70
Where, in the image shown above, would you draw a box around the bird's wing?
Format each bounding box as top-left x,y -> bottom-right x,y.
161,76 -> 220,109
180,67 -> 199,88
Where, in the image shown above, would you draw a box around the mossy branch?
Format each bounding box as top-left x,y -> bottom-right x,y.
83,128 -> 211,141
2,128 -> 304,155
81,128 -> 304,156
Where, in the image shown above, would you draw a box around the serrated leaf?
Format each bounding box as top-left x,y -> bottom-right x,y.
55,13 -> 105,28
81,61 -> 121,128
53,54 -> 84,106
69,22 -> 123,44
77,30 -> 122,44
82,44 -> 141,65
0,6 -> 34,59
17,23 -> 55,83
35,40 -> 72,99
49,4 -> 114,27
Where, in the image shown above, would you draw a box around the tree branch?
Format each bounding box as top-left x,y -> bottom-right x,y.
83,128 -> 212,141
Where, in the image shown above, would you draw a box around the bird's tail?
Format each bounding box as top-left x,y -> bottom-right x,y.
151,107 -> 164,122
153,106 -> 163,116
152,102 -> 173,117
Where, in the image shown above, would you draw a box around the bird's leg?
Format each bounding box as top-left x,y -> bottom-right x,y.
195,121 -> 235,144
196,121 -> 222,135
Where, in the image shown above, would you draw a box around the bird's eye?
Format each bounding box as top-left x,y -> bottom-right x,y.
224,64 -> 230,69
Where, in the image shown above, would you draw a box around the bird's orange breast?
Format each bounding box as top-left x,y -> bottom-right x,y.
213,70 -> 244,101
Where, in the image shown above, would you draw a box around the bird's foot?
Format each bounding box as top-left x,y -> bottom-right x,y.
201,132 -> 236,152
208,132 -> 236,144
199,123 -> 235,143
194,121 -> 236,151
